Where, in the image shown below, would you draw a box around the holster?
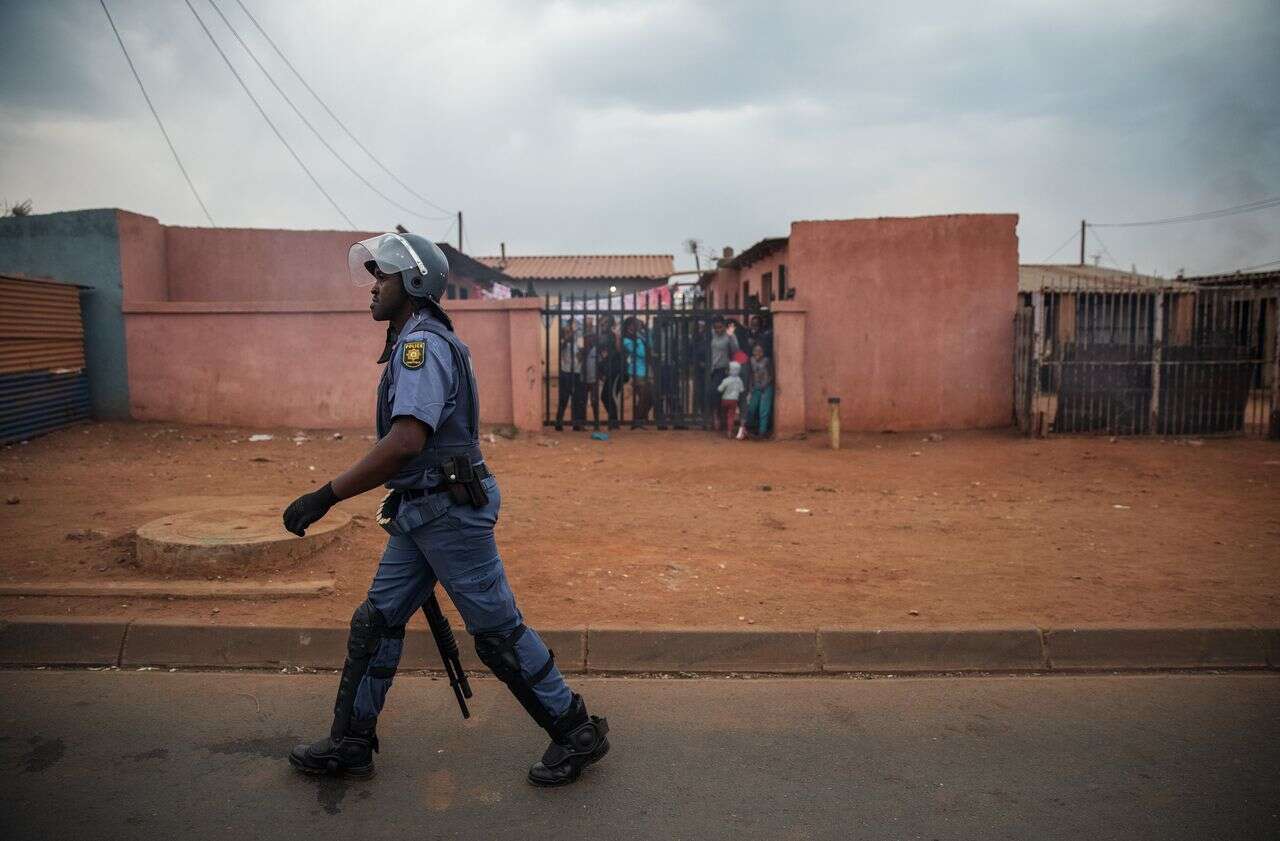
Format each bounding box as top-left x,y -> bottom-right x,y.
441,457 -> 489,509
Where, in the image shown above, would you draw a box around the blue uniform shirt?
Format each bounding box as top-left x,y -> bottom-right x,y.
378,311 -> 458,489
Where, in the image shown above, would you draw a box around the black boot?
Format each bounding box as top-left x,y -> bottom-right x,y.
527,694 -> 610,787
289,724 -> 378,778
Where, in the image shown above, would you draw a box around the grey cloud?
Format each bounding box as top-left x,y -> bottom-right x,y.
0,0 -> 1276,277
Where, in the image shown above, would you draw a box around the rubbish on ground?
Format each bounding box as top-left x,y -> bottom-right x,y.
928,432 -> 944,442
794,508 -> 812,515
65,529 -> 106,541
907,609 -> 920,616
591,432 -> 609,441
248,434 -> 273,442
5,495 -> 18,505
1112,504 -> 1131,510
760,484 -> 772,491
910,451 -> 923,457
332,432 -> 343,440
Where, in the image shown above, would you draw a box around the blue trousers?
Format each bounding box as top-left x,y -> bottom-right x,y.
745,385 -> 774,437
353,474 -> 573,725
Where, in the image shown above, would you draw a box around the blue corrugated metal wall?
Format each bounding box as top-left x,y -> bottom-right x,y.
0,370 -> 91,444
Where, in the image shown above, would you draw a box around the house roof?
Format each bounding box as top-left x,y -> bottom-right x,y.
1018,264 -> 1195,293
727,237 -> 788,270
475,254 -> 674,281
1181,268 -> 1280,288
436,243 -> 516,290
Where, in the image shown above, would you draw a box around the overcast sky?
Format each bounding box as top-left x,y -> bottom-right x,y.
1,0 -> 1276,276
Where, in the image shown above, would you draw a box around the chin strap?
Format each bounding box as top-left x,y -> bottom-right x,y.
376,324 -> 397,363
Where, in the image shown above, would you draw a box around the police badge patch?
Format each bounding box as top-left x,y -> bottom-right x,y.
401,340 -> 425,369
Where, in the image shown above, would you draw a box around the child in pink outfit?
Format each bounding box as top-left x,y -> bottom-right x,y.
717,361 -> 744,438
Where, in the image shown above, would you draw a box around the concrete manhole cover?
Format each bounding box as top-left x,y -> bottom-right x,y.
136,505 -> 352,576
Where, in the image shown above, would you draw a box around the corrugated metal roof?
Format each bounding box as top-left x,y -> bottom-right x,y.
727,237 -> 788,270
1182,268 -> 1280,287
475,254 -> 674,281
1018,264 -> 1195,293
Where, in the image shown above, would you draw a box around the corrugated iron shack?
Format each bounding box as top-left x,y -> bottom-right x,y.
0,273 -> 91,443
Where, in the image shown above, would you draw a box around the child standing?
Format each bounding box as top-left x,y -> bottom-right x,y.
743,343 -> 774,439
717,361 -> 745,438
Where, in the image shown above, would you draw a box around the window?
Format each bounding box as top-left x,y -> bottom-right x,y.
762,272 -> 773,303
742,281 -> 749,307
778,265 -> 787,300
460,286 -> 469,300
446,284 -> 457,300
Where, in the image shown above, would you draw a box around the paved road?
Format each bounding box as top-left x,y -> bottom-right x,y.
1,670 -> 1277,840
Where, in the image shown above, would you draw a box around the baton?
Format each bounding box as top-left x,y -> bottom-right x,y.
421,591 -> 473,719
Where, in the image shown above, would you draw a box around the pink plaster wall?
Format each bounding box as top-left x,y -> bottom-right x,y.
123,299 -> 541,429
162,225 -> 484,303
163,226 -> 373,303
116,211 -> 167,304
788,214 -> 1019,431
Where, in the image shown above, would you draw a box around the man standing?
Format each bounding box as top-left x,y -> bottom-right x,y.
554,319 -> 586,431
282,232 -> 609,786
706,317 -> 739,430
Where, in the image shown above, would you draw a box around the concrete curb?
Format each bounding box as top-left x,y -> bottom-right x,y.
1,618 -> 1277,673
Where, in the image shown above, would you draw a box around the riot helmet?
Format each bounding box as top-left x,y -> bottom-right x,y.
349,232 -> 449,301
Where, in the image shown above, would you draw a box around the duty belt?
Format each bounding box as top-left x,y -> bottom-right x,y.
403,463 -> 492,500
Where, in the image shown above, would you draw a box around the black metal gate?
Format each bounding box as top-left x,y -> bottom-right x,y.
1015,280 -> 1279,437
541,292 -> 768,430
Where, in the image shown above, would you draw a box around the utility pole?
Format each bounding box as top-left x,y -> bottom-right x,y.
1079,219 -> 1086,267
457,211 -> 464,253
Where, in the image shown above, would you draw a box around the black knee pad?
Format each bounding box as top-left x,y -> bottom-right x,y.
331,600 -> 405,739
474,625 -> 559,733
475,628 -> 523,682
347,599 -> 384,658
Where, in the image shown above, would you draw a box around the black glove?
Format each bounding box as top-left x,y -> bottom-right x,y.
283,482 -> 339,537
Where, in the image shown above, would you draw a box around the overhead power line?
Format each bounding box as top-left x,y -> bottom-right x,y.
206,0 -> 451,224
1089,196 -> 1280,228
232,0 -> 455,217
1041,228 -> 1079,262
99,0 -> 216,226
1087,227 -> 1122,269
182,0 -> 356,228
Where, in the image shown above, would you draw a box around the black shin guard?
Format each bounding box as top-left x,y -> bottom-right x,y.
474,625 -> 559,733
330,599 -> 403,741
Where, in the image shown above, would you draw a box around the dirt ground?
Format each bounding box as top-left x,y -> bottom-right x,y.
1,421 -> 1278,629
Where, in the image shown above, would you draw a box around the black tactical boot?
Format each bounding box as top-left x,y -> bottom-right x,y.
527,694 -> 610,787
288,724 -> 378,778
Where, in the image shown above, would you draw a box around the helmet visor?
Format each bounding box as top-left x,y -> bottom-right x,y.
348,233 -> 427,287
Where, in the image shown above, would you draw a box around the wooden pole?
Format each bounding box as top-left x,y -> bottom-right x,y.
828,397 -> 841,450
1079,219 -> 1086,267
457,211 -> 463,253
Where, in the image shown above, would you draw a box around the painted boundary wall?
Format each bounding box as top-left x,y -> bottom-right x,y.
789,214 -> 1018,431
114,212 -> 543,430
123,300 -> 542,429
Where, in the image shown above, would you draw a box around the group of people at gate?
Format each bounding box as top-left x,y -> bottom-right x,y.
554,311 -> 775,438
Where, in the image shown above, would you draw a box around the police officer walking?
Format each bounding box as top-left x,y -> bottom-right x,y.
282,232 -> 609,786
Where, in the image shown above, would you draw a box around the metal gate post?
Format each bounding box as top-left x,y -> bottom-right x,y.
1271,293 -> 1280,438
1031,291 -> 1045,436
1150,291 -> 1165,435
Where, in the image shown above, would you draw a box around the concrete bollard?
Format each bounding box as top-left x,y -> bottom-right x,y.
828,397 -> 841,450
